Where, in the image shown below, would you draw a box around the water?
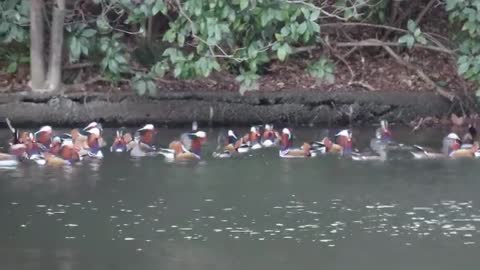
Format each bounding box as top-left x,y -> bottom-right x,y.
0,127 -> 480,270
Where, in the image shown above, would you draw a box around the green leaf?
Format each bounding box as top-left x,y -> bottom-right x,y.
414,28 -> 421,37
446,0 -> 457,11
135,80 -> 147,96
398,34 -> 415,49
310,9 -> 320,21
407,20 -> 417,33
458,61 -> 470,75
152,0 -> 166,15
146,80 -> 157,95
240,0 -> 248,10
6,62 -> 17,73
174,65 -> 183,77
416,35 -> 427,45
81,29 -> 97,38
298,22 -> 307,34
277,43 -> 291,61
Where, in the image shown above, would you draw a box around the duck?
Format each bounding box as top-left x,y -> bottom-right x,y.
130,124 -> 159,158
410,133 -> 459,159
370,120 -> 394,154
334,129 -> 354,156
110,129 -> 135,153
261,124 -> 280,147
80,127 -> 105,159
166,130 -> 207,161
44,139 -> 82,166
212,130 -> 246,158
278,128 -> 315,158
238,126 -> 262,151
33,125 -> 53,153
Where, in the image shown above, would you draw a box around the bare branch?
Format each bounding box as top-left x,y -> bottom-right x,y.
334,39 -> 454,55
380,42 -> 456,101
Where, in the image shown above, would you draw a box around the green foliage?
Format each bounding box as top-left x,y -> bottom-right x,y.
132,72 -> 157,96
398,20 -> 428,49
159,1 -> 325,91
0,47 -> 29,74
0,0 -> 29,43
307,57 -> 335,84
445,0 -> 480,100
66,23 -> 97,63
236,70 -> 260,95
99,33 -> 128,80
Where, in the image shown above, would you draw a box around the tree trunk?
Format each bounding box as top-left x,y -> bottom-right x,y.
46,0 -> 66,92
146,17 -> 153,45
30,0 -> 45,90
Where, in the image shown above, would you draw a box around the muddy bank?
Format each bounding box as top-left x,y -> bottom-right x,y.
0,90 -> 451,127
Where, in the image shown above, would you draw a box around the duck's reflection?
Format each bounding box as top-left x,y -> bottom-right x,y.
4,163 -> 99,198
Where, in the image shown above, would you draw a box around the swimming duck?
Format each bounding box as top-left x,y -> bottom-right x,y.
33,125 -> 53,152
110,129 -> 135,153
335,129 -> 353,156
212,129 -> 248,158
261,124 -> 280,147
79,127 -> 105,159
370,120 -> 393,154
130,124 -> 159,157
241,126 -> 262,150
48,139 -> 82,165
410,133 -> 459,159
166,130 -> 207,161
278,128 -> 315,158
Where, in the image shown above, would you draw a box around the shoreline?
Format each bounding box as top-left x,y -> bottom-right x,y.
0,90 -> 452,128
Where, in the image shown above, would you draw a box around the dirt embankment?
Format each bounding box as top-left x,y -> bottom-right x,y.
0,90 -> 452,128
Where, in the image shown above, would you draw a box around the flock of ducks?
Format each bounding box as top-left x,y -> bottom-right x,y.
0,114 -> 479,168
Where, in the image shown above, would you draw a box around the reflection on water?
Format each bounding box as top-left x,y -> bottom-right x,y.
0,127 -> 479,270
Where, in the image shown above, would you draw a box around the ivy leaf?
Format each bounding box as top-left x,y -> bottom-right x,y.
81,29 -> 97,38
298,22 -> 307,34
240,0 -> 248,10
416,35 -> 428,45
6,62 -> 17,73
458,61 -> 470,75
407,20 -> 417,33
152,0 -> 166,15
277,43 -> 291,61
446,0 -> 457,11
135,80 -> 147,96
398,34 -> 415,49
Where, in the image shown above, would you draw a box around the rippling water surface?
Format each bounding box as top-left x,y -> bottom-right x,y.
0,127 -> 479,270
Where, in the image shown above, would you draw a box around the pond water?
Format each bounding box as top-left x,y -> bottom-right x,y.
0,126 -> 479,270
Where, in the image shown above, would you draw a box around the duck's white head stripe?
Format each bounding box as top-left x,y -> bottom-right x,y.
138,124 -> 154,132
227,130 -> 236,138
84,122 -> 98,130
447,133 -> 460,140
87,127 -> 101,137
336,129 -> 351,137
195,131 -> 207,138
61,139 -> 73,147
35,125 -> 53,135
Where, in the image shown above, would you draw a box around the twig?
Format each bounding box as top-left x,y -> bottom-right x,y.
348,81 -> 376,91
63,62 -> 96,70
334,39 -> 454,55
415,0 -> 437,25
286,0 -> 347,21
380,42 -> 456,101
321,22 -> 452,44
412,117 -> 425,133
